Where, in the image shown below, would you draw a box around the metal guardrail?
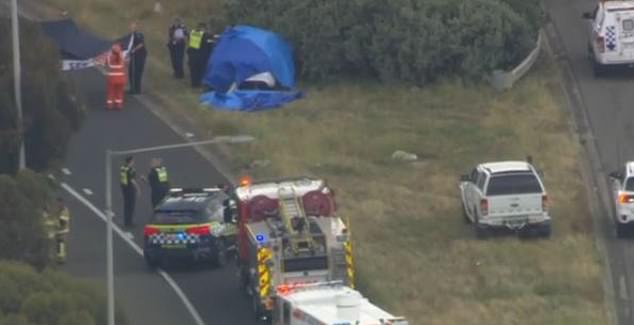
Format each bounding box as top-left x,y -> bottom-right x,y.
489,29 -> 543,90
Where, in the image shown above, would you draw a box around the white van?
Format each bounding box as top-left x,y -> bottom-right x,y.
583,0 -> 634,76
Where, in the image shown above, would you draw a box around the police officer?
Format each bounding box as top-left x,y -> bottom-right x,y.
128,20 -> 147,95
167,17 -> 188,79
43,197 -> 71,263
145,157 -> 170,208
187,22 -> 208,88
120,156 -> 141,227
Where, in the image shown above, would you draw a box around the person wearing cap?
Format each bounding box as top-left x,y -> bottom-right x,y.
106,43 -> 127,110
120,156 -> 140,227
167,17 -> 188,79
128,20 -> 148,95
145,158 -> 170,208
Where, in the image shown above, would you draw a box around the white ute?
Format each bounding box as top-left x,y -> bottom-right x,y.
608,162 -> 634,237
583,0 -> 634,76
271,281 -> 408,325
459,161 -> 551,238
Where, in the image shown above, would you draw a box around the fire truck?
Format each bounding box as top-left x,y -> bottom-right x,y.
272,281 -> 409,325
233,177 -> 355,322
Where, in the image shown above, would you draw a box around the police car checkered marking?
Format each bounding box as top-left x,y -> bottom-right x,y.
149,232 -> 200,245
607,26 -> 617,51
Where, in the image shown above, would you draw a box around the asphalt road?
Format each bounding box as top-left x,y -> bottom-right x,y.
546,1 -> 634,323
58,68 -> 257,325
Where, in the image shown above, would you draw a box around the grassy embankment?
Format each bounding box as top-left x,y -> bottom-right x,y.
41,0 -> 609,323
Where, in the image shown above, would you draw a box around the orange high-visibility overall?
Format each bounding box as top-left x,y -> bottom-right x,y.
106,44 -> 126,110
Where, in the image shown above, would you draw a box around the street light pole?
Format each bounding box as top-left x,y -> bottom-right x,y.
103,135 -> 254,325
11,0 -> 26,170
105,150 -> 115,325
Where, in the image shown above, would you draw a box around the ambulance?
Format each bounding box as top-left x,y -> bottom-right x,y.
583,0 -> 634,76
272,281 -> 409,325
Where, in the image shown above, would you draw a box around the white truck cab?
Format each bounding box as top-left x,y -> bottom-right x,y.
459,161 -> 551,238
608,162 -> 634,237
272,282 -> 408,325
582,0 -> 634,76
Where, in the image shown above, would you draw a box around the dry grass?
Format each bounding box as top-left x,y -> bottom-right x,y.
40,0 -> 608,323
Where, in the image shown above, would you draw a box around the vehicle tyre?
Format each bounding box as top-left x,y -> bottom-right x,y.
616,223 -> 629,238
252,294 -> 263,321
587,43 -> 593,60
474,222 -> 489,239
540,224 -> 552,239
593,61 -> 605,78
461,202 -> 470,223
211,239 -> 227,268
144,255 -> 160,270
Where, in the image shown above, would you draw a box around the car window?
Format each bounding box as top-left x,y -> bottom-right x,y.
597,6 -> 605,28
469,168 -> 478,183
150,209 -> 205,224
476,172 -> 487,190
625,178 -> 634,191
624,19 -> 634,32
205,199 -> 225,222
485,173 -> 543,196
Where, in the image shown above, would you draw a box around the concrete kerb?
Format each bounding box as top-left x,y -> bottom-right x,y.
544,21 -> 619,325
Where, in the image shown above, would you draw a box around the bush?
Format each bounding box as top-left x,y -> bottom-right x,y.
225,0 -> 543,83
0,170 -> 52,269
0,262 -> 128,325
0,17 -> 83,174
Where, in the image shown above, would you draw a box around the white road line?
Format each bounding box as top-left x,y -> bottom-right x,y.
48,174 -> 56,181
60,182 -> 206,325
83,188 -> 93,196
62,168 -> 72,175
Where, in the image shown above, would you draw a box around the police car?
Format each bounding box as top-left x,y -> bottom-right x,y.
583,0 -> 634,76
143,188 -> 237,268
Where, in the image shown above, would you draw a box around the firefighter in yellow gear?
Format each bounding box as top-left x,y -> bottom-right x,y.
43,197 -> 71,263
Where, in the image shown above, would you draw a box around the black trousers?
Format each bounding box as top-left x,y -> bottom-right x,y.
129,53 -> 147,93
188,49 -> 203,87
169,43 -> 185,78
121,186 -> 136,226
151,187 -> 168,208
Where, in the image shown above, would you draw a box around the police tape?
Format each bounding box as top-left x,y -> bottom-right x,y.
61,59 -> 96,71
60,53 -> 109,71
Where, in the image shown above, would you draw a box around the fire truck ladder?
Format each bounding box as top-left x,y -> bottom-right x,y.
278,186 -> 314,254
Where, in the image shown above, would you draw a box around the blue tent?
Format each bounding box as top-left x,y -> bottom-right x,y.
200,25 -> 303,112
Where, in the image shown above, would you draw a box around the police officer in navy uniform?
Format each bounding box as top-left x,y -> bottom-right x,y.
128,20 -> 147,95
187,22 -> 210,88
145,157 -> 170,208
167,17 -> 188,79
120,156 -> 141,227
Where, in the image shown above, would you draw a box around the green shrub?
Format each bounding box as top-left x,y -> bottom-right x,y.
0,170 -> 52,269
0,17 -> 83,173
225,0 -> 542,83
0,262 -> 127,325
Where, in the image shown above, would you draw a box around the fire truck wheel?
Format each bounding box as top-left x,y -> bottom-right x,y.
252,294 -> 263,321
